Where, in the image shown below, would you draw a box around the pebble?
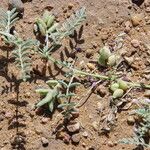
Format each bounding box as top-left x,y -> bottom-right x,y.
41,117 -> 49,124
8,0 -> 24,13
107,140 -> 114,147
68,3 -> 74,9
71,133 -> 81,143
34,125 -> 43,135
96,85 -> 107,97
82,131 -> 89,138
67,122 -> 81,133
87,63 -> 95,70
86,49 -> 93,58
97,102 -> 104,112
5,112 -> 12,119
124,21 -> 132,33
131,39 -> 140,48
127,116 -> 135,125
124,56 -> 134,65
144,90 -> 150,97
62,133 -> 70,144
92,121 -> 98,131
41,137 -> 49,147
131,14 -> 142,26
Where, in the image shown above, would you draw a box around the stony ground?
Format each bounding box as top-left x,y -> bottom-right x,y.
0,0 -> 150,150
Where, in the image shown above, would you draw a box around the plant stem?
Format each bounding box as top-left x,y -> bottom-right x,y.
46,55 -> 150,89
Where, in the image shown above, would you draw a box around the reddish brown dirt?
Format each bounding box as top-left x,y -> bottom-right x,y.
0,0 -> 150,150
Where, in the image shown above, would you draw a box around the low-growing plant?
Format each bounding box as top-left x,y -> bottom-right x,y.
0,7 -> 36,81
35,78 -> 80,116
119,102 -> 150,148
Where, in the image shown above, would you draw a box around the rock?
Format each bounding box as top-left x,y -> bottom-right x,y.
5,112 -> 12,119
62,133 -> 70,144
82,131 -> 88,138
124,21 -> 132,33
86,49 -> 93,58
92,121 -> 98,131
146,7 -> 150,13
96,85 -> 107,97
144,90 -> 150,97
107,140 -> 114,147
131,39 -> 140,48
41,137 -> 49,147
124,56 -> 134,65
71,133 -> 81,143
68,3 -> 74,9
67,122 -> 81,133
41,117 -> 49,124
34,125 -> 43,135
131,14 -> 142,26
8,0 -> 24,13
87,63 -> 95,70
97,102 -> 104,112
127,116 -> 135,125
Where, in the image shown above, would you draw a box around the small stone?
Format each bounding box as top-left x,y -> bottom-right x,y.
92,121 -> 98,131
68,3 -> 74,9
41,117 -> 49,124
67,122 -> 81,133
124,21 -> 132,33
34,126 -> 43,135
41,137 -> 49,147
67,57 -> 74,63
62,133 -> 70,144
86,49 -> 93,58
71,133 -> 81,143
82,131 -> 88,138
124,56 -> 134,65
97,102 -> 104,112
146,7 -> 150,13
131,14 -> 142,26
87,63 -> 95,70
127,116 -> 135,125
5,112 -> 12,119
107,140 -> 114,147
96,85 -> 107,97
144,90 -> 150,97
8,0 -> 24,13
131,39 -> 140,48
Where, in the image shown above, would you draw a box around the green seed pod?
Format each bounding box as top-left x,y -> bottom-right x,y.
38,23 -> 46,36
110,83 -> 119,92
43,10 -> 50,23
107,55 -> 116,66
47,23 -> 59,33
47,15 -> 55,28
118,80 -> 128,91
37,18 -> 47,30
100,46 -> 111,60
113,89 -> 124,99
98,55 -> 106,66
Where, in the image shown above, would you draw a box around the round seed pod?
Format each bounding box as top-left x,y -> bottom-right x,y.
107,55 -> 116,66
110,83 -> 119,92
118,80 -> 128,91
113,89 -> 124,99
100,46 -> 111,60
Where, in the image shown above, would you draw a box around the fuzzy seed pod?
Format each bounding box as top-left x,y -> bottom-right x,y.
38,23 -> 46,36
47,23 -> 59,33
118,80 -> 128,91
43,10 -> 50,23
47,15 -> 55,28
100,46 -> 111,60
107,55 -> 116,66
37,18 -> 47,30
113,89 -> 124,99
110,83 -> 119,92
